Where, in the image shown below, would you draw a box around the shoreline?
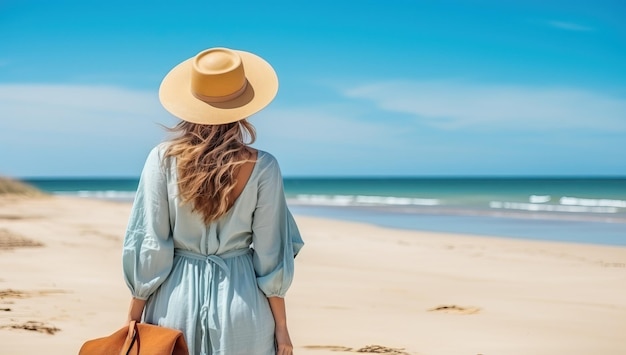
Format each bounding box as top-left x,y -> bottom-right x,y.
289,201 -> 626,223
29,193 -> 626,246
289,204 -> 626,247
0,195 -> 625,354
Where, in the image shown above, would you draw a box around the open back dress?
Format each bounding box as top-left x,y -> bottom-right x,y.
122,143 -> 304,355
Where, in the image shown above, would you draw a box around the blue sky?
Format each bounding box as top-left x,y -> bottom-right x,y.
1,0 -> 625,177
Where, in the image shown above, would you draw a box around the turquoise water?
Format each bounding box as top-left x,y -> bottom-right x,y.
24,177 -> 626,246
25,178 -> 139,200
284,177 -> 626,217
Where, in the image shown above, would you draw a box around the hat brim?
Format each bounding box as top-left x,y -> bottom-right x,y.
159,50 -> 278,125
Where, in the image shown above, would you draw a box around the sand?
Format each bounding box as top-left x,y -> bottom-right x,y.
0,195 -> 625,355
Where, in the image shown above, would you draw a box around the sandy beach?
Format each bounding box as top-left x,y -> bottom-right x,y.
0,195 -> 625,355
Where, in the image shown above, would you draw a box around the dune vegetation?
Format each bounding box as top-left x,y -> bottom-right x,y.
0,176 -> 45,196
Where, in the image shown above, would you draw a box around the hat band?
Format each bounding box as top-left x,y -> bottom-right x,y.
192,80 -> 248,103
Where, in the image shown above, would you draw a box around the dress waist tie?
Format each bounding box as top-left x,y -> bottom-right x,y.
174,248 -> 252,355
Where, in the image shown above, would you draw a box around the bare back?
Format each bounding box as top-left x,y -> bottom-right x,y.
228,148 -> 258,209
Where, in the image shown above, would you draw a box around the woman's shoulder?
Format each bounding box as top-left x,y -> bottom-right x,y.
153,142 -> 171,155
255,149 -> 280,167
141,142 -> 174,172
255,149 -> 275,163
254,149 -> 283,177
141,142 -> 169,160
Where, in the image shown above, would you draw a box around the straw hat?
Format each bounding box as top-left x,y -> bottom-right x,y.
159,47 -> 278,125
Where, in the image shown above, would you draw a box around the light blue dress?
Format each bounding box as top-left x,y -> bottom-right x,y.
122,143 -> 304,355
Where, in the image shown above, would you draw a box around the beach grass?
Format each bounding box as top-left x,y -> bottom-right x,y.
0,177 -> 45,196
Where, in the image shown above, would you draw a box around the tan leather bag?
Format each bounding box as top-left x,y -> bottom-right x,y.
79,321 -> 188,355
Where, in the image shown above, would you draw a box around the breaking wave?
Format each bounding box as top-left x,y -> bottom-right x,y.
55,190 -> 137,200
489,195 -> 626,214
291,194 -> 440,207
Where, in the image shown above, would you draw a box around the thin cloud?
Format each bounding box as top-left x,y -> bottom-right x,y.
0,84 -> 162,116
344,80 -> 626,131
0,83 -> 176,176
251,105 -> 427,176
546,20 -> 593,32
0,84 -> 177,137
254,106 -> 401,145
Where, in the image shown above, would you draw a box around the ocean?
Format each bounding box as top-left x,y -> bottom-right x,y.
24,177 -> 626,246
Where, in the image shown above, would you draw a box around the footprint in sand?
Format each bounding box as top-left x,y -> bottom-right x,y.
304,345 -> 353,352
354,345 -> 411,354
0,229 -> 43,250
0,289 -> 66,334
0,289 -> 66,299
303,345 -> 410,354
0,321 -> 60,335
428,304 -> 481,315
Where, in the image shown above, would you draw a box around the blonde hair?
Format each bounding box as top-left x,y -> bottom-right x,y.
164,119 -> 256,223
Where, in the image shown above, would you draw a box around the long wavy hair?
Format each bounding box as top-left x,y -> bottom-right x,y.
164,119 -> 257,223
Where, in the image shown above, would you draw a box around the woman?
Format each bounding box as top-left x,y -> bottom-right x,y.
122,47 -> 304,355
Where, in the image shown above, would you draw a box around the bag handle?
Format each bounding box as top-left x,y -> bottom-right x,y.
121,321 -> 139,355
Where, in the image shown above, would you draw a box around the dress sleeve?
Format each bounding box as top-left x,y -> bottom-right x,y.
122,146 -> 173,300
252,155 -> 304,298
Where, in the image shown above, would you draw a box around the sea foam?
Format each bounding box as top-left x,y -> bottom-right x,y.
293,194 -> 439,207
